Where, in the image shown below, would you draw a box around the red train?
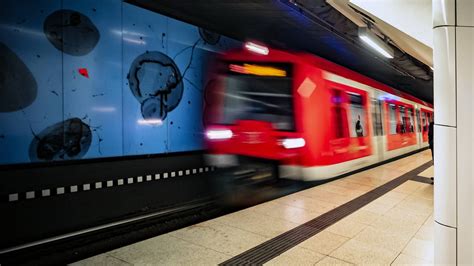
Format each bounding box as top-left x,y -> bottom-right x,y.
204,42 -> 433,181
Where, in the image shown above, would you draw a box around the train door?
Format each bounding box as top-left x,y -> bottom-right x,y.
371,97 -> 384,162
384,101 -> 417,151
420,110 -> 429,143
326,81 -> 372,164
420,109 -> 433,143
328,89 -> 350,158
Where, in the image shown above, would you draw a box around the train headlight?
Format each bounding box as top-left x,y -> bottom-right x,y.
281,138 -> 305,149
206,129 -> 233,140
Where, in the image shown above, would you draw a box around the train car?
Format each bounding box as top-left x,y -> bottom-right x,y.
204,42 -> 433,181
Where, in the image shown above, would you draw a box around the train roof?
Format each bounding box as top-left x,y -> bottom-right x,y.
221,45 -> 433,108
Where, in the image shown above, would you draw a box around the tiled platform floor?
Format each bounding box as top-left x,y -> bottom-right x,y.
74,150 -> 434,265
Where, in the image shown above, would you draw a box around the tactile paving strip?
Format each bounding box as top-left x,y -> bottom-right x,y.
220,161 -> 433,265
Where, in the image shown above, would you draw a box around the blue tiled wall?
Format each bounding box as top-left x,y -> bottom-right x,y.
0,0 -> 239,164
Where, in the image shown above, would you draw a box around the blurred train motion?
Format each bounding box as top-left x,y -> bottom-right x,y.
204,42 -> 433,183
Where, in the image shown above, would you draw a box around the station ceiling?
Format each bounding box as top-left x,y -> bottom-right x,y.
127,0 -> 433,103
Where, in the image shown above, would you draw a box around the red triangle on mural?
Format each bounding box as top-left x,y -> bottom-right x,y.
78,68 -> 89,78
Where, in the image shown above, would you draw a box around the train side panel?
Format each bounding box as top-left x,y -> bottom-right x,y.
206,45 -> 433,181
283,67 -> 432,180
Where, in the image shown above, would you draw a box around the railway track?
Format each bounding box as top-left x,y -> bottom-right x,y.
0,199 -> 223,266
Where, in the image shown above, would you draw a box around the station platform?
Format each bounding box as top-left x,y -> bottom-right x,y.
74,150 -> 433,265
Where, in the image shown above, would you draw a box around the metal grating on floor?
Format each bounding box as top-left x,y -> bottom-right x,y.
220,161 -> 433,265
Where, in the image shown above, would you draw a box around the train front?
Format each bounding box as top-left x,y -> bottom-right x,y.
204,42 -> 304,190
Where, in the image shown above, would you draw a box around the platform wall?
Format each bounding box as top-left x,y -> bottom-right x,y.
0,0 -> 239,165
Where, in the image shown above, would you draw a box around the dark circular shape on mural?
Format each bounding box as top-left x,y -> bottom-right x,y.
141,97 -> 167,120
199,28 -> 221,45
44,9 -> 100,56
29,118 -> 92,162
128,51 -> 183,120
0,43 -> 37,112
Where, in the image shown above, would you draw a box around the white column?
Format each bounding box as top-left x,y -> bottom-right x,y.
456,1 -> 474,263
433,0 -> 474,264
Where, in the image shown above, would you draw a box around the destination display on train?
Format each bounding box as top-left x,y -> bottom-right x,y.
227,62 -> 291,77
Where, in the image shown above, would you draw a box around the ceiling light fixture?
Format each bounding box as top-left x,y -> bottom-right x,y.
358,27 -> 394,59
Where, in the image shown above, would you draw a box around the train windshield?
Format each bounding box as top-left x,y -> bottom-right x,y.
220,62 -> 295,131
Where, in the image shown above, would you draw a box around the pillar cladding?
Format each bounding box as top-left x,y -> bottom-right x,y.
433,0 -> 474,264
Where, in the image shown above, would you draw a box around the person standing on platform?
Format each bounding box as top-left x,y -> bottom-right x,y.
428,120 -> 434,160
428,120 -> 434,184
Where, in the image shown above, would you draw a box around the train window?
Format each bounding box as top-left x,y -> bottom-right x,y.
388,104 -> 397,135
348,93 -> 365,137
424,112 -> 433,131
421,112 -> 425,130
371,98 -> 383,136
331,89 -> 349,139
221,63 -> 295,131
416,109 -> 422,132
408,108 -> 415,132
398,106 -> 406,133
398,106 -> 414,134
422,112 -> 428,132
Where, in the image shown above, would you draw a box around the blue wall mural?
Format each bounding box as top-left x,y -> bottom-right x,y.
0,0 -> 240,164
